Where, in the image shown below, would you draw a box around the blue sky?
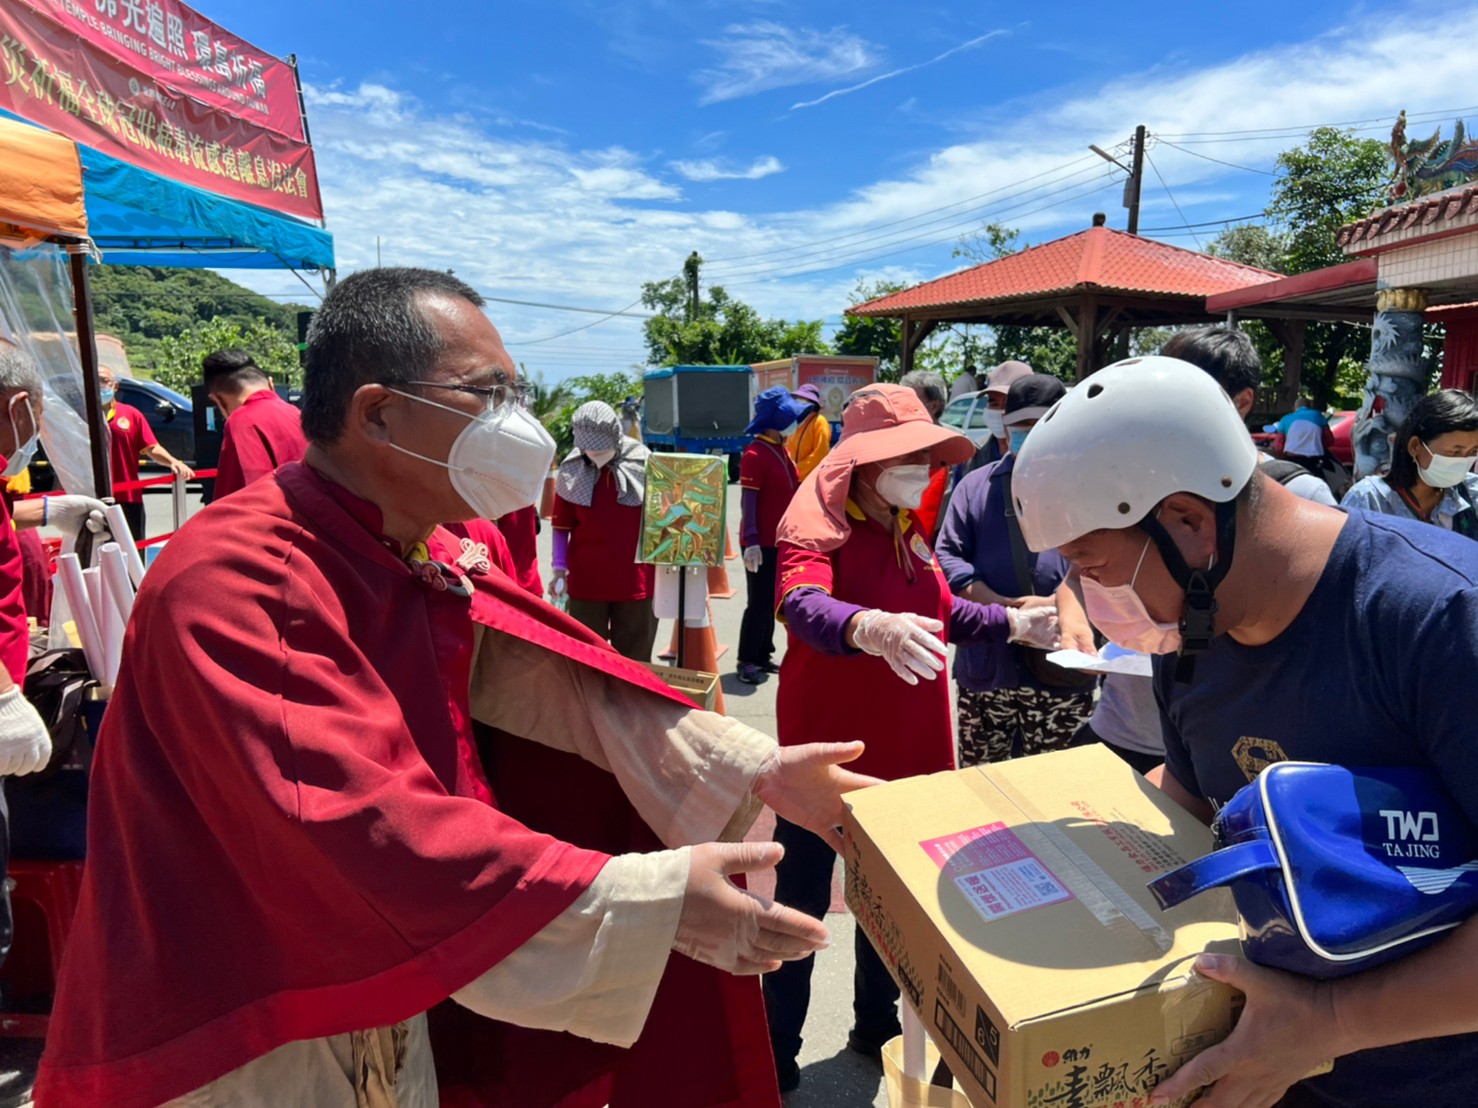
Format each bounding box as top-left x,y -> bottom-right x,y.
205,0 -> 1478,381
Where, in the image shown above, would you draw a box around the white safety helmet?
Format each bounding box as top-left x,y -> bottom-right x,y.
1012,356 -> 1258,553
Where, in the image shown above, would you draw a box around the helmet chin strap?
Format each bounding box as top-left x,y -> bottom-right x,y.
1138,500 -> 1239,683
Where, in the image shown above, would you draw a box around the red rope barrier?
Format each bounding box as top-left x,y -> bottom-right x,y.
20,469 -> 218,500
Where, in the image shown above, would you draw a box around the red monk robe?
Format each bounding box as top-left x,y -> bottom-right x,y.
211,389 -> 308,499
35,462 -> 776,1108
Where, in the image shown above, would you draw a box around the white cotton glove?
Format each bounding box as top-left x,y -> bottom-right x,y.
0,688 -> 51,776
851,609 -> 947,686
44,495 -> 109,535
742,545 -> 763,574
673,842 -> 830,975
547,568 -> 568,601
1007,605 -> 1062,650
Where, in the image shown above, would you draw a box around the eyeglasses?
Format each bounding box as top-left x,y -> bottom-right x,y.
404,379 -> 531,411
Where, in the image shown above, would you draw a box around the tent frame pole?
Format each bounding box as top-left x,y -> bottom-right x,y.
68,249 -> 111,498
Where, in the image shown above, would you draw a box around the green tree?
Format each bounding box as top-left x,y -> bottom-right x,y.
1205,224 -> 1288,275
88,265 -> 301,375
640,258 -> 829,367
542,371 -> 643,459
1263,127 -> 1391,406
150,317 -> 302,394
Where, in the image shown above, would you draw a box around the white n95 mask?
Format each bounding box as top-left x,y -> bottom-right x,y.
1,395 -> 40,480
875,463 -> 933,509
389,389 -> 556,519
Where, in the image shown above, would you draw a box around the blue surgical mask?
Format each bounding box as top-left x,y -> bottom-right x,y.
100,387 -> 115,406
1008,427 -> 1030,454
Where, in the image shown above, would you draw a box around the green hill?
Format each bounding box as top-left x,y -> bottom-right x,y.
88,265 -> 302,375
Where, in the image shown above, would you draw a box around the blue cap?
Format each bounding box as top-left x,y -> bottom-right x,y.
745,385 -> 809,435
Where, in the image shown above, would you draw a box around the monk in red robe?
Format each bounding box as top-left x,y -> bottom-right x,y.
202,348 -> 309,499
35,269 -> 876,1108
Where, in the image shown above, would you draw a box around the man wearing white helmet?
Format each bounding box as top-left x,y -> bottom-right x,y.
1014,355 -> 1478,1108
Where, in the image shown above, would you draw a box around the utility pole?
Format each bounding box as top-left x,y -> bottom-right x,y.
1127,125 -> 1146,235
1089,124 -> 1146,234
684,251 -> 702,323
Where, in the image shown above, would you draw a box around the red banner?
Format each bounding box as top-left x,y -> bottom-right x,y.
26,0 -> 304,141
0,0 -> 322,221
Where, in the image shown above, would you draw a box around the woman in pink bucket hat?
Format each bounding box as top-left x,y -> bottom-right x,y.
762,383 -> 1061,1091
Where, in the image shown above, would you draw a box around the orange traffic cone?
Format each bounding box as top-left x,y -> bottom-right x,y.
725,525 -> 738,561
658,613 -> 730,663
675,617 -> 725,715
538,470 -> 556,520
707,553 -> 736,600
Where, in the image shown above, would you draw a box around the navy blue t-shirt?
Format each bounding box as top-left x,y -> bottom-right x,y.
1155,509 -> 1478,1107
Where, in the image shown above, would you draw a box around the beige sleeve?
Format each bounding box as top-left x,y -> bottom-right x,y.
451,848 -> 690,1047
470,627 -> 774,846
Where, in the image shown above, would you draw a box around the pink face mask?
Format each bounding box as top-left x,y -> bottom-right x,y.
1079,536 -> 1182,655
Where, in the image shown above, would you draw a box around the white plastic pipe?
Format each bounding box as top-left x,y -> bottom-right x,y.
902,1003 -> 927,1083
99,542 -> 135,625
104,503 -> 146,587
82,567 -> 106,640
97,577 -> 125,687
56,553 -> 106,680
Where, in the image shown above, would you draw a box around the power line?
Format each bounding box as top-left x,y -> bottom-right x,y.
1155,103 -> 1478,141
1154,139 -> 1275,176
1138,212 -> 1266,232
505,297 -> 647,346
477,294 -> 652,318
703,154 -> 1102,267
709,168 -> 1119,284
723,172 -> 1122,289
1145,151 -> 1201,250
704,160 -> 1114,279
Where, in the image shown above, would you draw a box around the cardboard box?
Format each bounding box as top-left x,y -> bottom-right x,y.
641,663 -> 720,712
844,745 -> 1242,1108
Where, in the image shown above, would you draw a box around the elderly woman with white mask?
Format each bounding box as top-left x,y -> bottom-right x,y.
550,400 -> 658,660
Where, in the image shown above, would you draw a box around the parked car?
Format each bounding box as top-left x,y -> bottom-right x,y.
115,377 -> 195,467
940,389 -> 999,448
1251,410 -> 1356,467
28,377 -> 196,493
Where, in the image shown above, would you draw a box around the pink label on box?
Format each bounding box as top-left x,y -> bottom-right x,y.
921,822 -> 1074,922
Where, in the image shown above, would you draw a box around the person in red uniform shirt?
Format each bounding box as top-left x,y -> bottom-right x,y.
738,386 -> 805,685
495,503 -> 542,597
550,401 -> 657,661
898,370 -> 951,538
98,365 -> 194,541
202,349 -> 307,500
763,384 -> 1061,1092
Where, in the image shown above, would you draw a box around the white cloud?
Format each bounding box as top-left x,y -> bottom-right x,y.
671,155 -> 785,182
791,30 -> 1006,110
232,8 -> 1478,383
693,22 -> 875,104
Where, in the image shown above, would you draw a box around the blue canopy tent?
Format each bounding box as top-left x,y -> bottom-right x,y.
1,109 -> 334,272
79,143 -> 334,272
0,109 -> 333,493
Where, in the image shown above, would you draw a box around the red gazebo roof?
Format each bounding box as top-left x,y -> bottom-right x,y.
848,226 -> 1277,317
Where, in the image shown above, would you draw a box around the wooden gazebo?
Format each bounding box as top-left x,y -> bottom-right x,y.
847,221 -> 1279,379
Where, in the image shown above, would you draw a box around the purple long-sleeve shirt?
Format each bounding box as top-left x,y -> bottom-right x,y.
934,452 -> 1071,692
781,585 -> 1007,656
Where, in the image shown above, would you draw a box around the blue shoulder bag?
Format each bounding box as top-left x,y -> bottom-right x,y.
1148,762 -> 1478,978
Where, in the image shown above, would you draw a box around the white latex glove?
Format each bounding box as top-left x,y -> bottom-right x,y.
547,568 -> 568,601
1007,605 -> 1061,650
44,495 -> 109,534
851,609 -> 947,686
673,842 -> 830,975
0,688 -> 51,776
742,545 -> 763,574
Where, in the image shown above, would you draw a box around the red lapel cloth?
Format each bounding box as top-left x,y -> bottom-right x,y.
35,462 -> 775,1108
